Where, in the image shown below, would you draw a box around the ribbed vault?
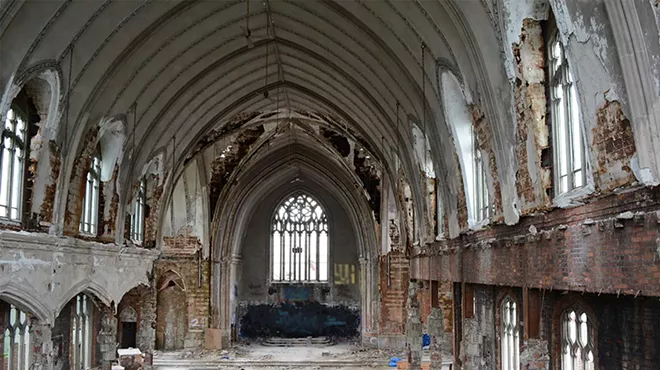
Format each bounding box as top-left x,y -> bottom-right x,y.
0,0 -> 517,238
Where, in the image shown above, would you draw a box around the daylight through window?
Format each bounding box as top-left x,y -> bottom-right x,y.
549,30 -> 585,195
0,108 -> 27,221
131,179 -> 146,243
3,304 -> 31,370
72,294 -> 92,370
561,308 -> 595,370
501,297 -> 520,370
272,193 -> 328,282
473,132 -> 491,221
80,153 -> 101,235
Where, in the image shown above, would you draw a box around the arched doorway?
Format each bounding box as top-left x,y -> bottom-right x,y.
155,271 -> 187,350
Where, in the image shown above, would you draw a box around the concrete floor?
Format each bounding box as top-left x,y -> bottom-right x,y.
153,343 -> 398,369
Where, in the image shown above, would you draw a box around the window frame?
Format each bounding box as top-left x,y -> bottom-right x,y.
3,304 -> 31,370
560,306 -> 595,370
71,294 -> 92,370
270,192 -> 330,283
0,106 -> 29,223
547,25 -> 587,197
130,178 -> 146,244
472,131 -> 492,222
500,296 -> 520,370
79,150 -> 102,236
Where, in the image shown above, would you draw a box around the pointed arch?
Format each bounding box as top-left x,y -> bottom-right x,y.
0,280 -> 51,323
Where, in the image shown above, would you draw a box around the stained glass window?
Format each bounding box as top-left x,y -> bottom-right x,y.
272,194 -> 328,282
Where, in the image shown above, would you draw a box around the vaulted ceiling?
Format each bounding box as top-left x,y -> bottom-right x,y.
0,0 -> 513,236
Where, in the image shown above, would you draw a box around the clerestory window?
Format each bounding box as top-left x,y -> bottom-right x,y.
473,132 -> 492,222
0,108 -> 27,221
3,304 -> 31,370
79,152 -> 101,235
561,308 -> 595,370
548,28 -> 585,195
271,193 -> 328,282
501,297 -> 520,370
130,179 -> 146,243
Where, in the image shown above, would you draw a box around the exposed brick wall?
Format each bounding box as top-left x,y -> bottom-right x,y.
458,284 -> 496,370
39,140 -> 61,223
156,236 -> 210,348
379,250 -> 409,335
454,151 -> 469,230
471,104 -> 503,219
410,187 -> 660,298
143,175 -> 163,249
592,99 -> 636,191
513,18 -> 550,212
63,128 -> 98,235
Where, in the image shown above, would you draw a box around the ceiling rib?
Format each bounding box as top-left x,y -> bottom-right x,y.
264,0 -> 291,114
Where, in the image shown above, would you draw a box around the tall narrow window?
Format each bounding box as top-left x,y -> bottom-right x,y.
501,297 -> 520,370
561,308 -> 595,370
272,193 -> 328,282
548,28 -> 585,195
79,152 -> 101,235
71,294 -> 92,370
0,108 -> 27,221
3,304 -> 31,370
473,132 -> 491,222
131,179 -> 146,243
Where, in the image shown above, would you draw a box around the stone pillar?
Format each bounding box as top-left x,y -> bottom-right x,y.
427,307 -> 444,370
98,311 -> 118,370
29,318 -> 53,370
137,286 -> 157,370
406,281 -> 422,370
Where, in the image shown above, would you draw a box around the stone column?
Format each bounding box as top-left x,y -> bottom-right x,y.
427,307 -> 444,370
98,311 -> 118,370
137,286 -> 157,370
29,318 -> 53,370
405,281 -> 422,370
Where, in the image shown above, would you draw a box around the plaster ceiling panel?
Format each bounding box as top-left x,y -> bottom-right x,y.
65,1 -> 183,131
133,42 -> 271,147
324,0 -> 421,114
0,1 -> 61,88
139,46 -> 274,141
24,1 -> 105,65
280,50 -> 390,134
108,3 -> 259,119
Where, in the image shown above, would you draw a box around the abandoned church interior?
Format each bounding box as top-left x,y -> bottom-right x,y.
2,0 -> 660,369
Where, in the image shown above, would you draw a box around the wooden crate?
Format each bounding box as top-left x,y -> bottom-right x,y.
396,361 -> 431,369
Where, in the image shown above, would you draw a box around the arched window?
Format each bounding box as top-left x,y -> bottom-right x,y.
0,108 -> 28,221
473,133 -> 492,221
79,151 -> 101,235
501,297 -> 520,370
561,307 -> 595,370
547,20 -> 585,195
2,303 -> 31,370
131,178 -> 146,243
71,294 -> 92,370
272,193 -> 328,282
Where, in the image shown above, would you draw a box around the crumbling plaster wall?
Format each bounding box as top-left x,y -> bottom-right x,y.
0,230 -> 158,324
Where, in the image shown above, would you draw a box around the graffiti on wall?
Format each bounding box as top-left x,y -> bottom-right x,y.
189,317 -> 207,329
334,264 -> 356,285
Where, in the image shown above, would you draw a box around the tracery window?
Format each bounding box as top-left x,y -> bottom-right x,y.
0,108 -> 27,221
130,179 -> 146,243
501,297 -> 520,370
548,28 -> 585,195
3,304 -> 31,370
79,152 -> 101,235
473,132 -> 492,222
71,294 -> 92,370
272,193 -> 328,282
561,308 -> 595,370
